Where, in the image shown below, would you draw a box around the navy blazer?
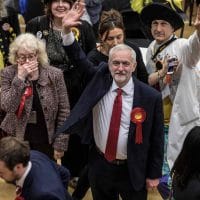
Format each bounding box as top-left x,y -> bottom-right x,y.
21,151 -> 72,200
58,40 -> 164,191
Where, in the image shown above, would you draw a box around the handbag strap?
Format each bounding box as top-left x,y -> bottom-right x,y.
151,35 -> 177,61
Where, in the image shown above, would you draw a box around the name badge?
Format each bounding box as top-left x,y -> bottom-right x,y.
28,111 -> 37,124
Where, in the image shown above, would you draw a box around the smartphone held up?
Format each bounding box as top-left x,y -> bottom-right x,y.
167,55 -> 178,74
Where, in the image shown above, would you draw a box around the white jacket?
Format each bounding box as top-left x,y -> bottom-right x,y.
146,31 -> 200,169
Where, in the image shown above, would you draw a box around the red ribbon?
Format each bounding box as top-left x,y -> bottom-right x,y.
165,74 -> 172,84
16,86 -> 33,118
131,107 -> 146,144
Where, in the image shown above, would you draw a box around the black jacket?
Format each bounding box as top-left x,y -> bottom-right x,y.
26,15 -> 96,108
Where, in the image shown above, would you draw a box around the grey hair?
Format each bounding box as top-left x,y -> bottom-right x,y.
108,44 -> 136,64
9,33 -> 49,66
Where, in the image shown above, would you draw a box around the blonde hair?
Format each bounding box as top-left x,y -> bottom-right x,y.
9,33 -> 49,66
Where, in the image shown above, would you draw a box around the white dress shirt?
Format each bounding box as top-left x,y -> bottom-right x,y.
16,161 -> 32,188
62,31 -> 135,159
93,78 -> 134,160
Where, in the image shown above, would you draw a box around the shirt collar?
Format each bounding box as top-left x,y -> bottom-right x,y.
16,161 -> 32,188
112,78 -> 134,95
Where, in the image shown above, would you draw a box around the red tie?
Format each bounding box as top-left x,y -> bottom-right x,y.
16,86 -> 33,118
15,185 -> 25,200
105,88 -> 122,161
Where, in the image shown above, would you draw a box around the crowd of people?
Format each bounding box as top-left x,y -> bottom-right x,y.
1,0 -> 200,200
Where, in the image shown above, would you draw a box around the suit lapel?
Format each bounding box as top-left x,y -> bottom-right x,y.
128,77 -> 142,141
78,69 -> 112,114
99,73 -> 113,98
58,67 -> 112,133
132,77 -> 141,108
21,169 -> 33,199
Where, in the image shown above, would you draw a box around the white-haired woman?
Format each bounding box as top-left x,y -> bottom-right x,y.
26,0 -> 97,179
0,33 -> 70,160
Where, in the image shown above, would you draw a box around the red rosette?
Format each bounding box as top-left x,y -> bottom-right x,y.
16,86 -> 33,118
131,107 -> 146,144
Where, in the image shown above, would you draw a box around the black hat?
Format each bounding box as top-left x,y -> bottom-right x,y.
140,2 -> 184,31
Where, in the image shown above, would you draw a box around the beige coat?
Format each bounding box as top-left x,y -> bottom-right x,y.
0,64 -> 70,151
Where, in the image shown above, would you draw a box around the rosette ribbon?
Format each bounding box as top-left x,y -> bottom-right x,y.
16,86 -> 33,118
131,107 -> 146,144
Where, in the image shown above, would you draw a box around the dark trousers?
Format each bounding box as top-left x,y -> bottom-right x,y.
62,135 -> 89,177
88,148 -> 147,200
72,165 -> 90,199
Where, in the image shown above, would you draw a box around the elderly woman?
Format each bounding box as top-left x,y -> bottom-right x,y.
0,33 -> 70,160
26,0 -> 96,179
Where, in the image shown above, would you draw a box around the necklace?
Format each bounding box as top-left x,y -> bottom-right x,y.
52,21 -> 63,31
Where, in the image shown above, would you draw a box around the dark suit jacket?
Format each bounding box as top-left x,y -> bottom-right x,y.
173,176 -> 200,200
21,151 -> 72,200
58,40 -> 164,191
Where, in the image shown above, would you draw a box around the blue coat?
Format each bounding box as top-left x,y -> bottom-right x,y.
21,151 -> 72,200
58,40 -> 164,191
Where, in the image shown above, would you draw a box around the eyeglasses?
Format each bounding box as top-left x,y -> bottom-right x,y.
112,60 -> 131,67
17,53 -> 37,63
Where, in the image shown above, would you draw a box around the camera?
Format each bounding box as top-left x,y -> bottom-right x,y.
167,56 -> 178,74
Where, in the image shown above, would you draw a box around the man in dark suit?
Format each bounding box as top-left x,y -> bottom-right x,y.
57,2 -> 164,200
0,137 -> 72,200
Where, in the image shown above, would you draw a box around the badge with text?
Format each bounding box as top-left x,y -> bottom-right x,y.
131,107 -> 146,144
36,31 -> 43,39
43,30 -> 49,36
